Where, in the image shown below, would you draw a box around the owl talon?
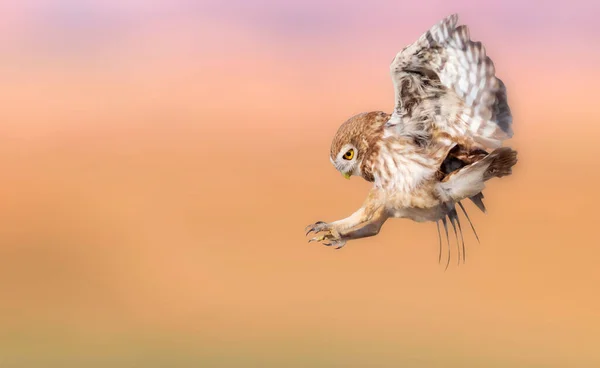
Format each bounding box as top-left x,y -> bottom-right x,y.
305,221 -> 347,248
304,221 -> 330,236
307,230 -> 346,249
323,239 -> 347,249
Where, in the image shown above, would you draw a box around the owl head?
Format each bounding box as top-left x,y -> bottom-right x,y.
329,111 -> 388,180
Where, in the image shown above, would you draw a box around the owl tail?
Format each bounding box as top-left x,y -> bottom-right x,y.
481,147 -> 518,181
436,148 -> 517,267
437,201 -> 475,269
437,147 -> 517,202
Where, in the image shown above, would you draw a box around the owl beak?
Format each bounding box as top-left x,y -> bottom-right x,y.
342,172 -> 351,179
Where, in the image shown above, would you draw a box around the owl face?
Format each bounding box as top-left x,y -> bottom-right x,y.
330,143 -> 361,179
329,111 -> 387,181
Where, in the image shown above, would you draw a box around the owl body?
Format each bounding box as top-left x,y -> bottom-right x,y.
350,113 -> 465,222
391,205 -> 445,223
306,14 -> 517,264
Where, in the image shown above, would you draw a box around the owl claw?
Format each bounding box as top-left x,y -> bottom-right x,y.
322,239 -> 347,249
324,241 -> 346,249
306,224 -> 346,249
304,221 -> 330,236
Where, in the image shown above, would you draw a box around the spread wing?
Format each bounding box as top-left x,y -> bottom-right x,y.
386,14 -> 513,148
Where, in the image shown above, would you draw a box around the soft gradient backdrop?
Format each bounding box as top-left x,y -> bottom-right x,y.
1,1 -> 600,367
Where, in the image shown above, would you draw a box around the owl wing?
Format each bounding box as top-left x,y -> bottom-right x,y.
386,14 -> 513,148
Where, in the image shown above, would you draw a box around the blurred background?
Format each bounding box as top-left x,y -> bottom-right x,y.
1,0 -> 600,366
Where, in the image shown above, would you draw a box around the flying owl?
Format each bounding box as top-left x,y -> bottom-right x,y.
305,14 -> 517,266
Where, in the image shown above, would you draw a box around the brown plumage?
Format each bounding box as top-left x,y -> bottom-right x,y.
306,14 -> 518,265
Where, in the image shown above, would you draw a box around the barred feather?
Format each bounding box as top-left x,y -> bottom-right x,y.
387,14 -> 513,149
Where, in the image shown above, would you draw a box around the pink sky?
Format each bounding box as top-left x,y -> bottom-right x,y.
2,1 -> 600,366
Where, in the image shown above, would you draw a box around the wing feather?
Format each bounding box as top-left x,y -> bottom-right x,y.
387,14 -> 513,148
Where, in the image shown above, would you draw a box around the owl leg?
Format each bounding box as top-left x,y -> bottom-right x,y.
333,211 -> 388,248
305,207 -> 365,236
306,206 -> 388,249
306,189 -> 387,249
305,209 -> 367,248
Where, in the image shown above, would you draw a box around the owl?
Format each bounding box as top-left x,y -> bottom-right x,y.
305,14 -> 517,266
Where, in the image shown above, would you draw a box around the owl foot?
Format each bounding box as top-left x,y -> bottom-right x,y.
305,222 -> 347,249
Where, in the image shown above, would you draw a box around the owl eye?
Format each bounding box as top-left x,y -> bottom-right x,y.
342,149 -> 355,160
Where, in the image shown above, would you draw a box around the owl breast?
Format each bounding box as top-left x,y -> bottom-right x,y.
368,138 -> 439,193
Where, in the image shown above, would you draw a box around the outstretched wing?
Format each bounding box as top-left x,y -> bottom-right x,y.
386,14 -> 513,148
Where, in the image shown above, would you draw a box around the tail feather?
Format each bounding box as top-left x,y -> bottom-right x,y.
435,146 -> 517,267
458,201 -> 480,243
437,203 -> 474,268
483,146 -> 518,180
469,192 -> 486,213
447,205 -> 465,265
437,147 -> 517,203
441,217 -> 451,271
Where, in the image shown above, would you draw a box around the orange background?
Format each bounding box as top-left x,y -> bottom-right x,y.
1,1 -> 600,366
